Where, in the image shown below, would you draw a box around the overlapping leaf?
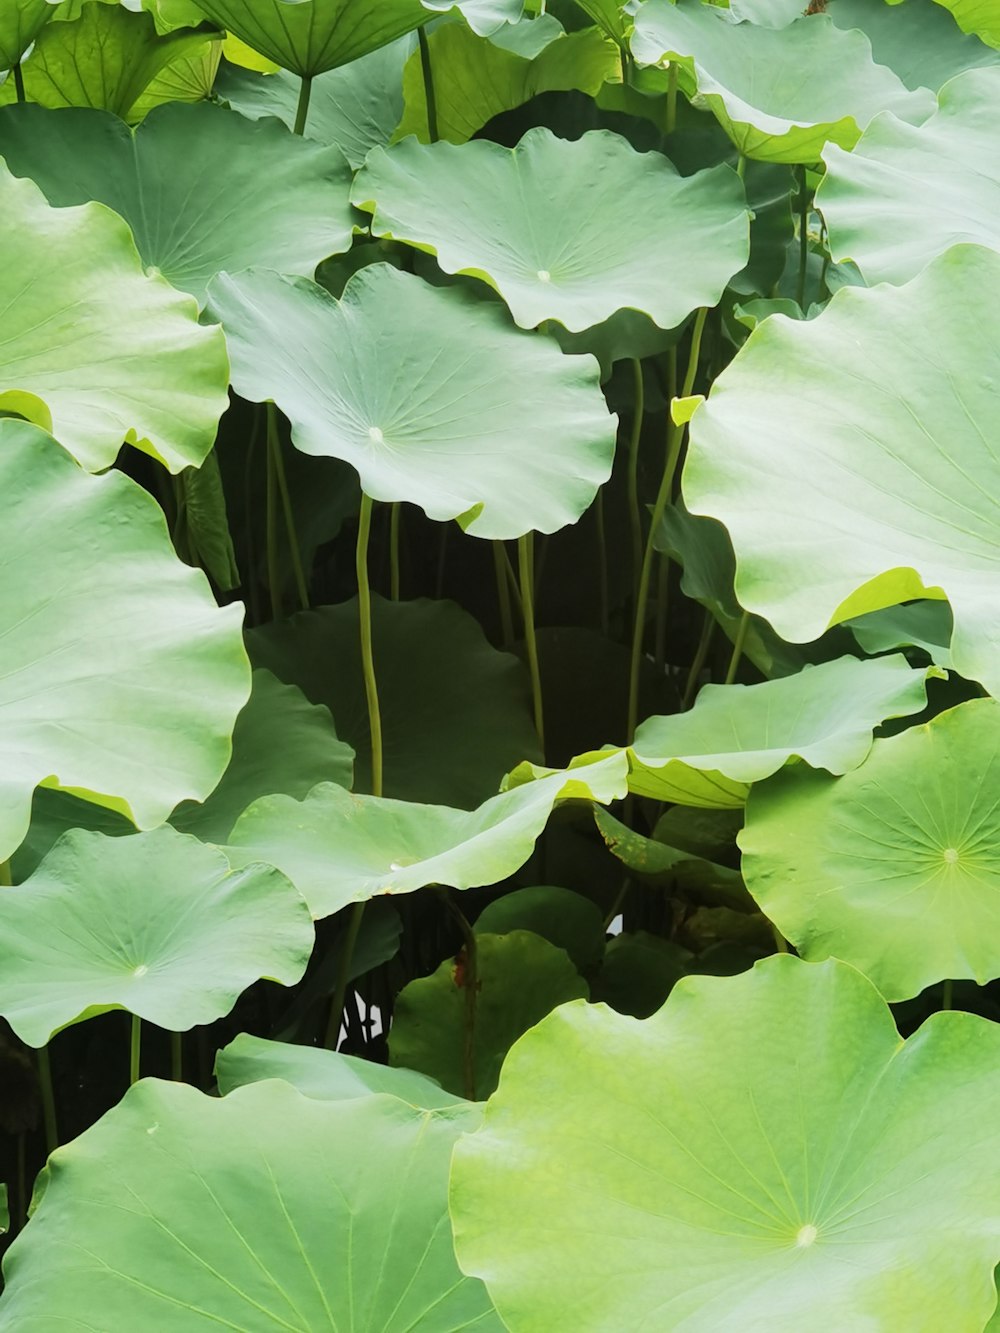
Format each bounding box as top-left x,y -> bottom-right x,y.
683,244 -> 1000,698
0,163 -> 229,471
0,826 -> 312,1046
451,955 -> 1000,1331
205,264 -> 617,538
0,101 -> 354,305
0,0 -> 59,68
355,129 -> 749,332
0,1080 -> 500,1330
0,421 -> 248,864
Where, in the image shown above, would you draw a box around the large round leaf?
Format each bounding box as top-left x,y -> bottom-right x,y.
248,596 -> 540,806
451,955 -> 1000,1331
0,421 -> 248,863
683,244 -> 1000,698
630,0 -> 934,163
224,753 -> 629,918
819,67 -> 1000,288
215,36 -> 411,168
915,0 -> 1000,47
627,654 -> 933,807
390,931 -> 588,1099
742,698 -> 1000,1001
0,101 -> 353,306
0,825 -> 312,1046
170,668 -> 353,843
0,2 -> 213,117
0,164 -> 228,472
828,0 -> 1000,92
354,130 -> 748,333
187,0 -> 430,76
205,265 -> 616,538
216,1032 -> 467,1108
0,0 -> 58,67
422,0 -> 522,36
0,1079 -> 500,1330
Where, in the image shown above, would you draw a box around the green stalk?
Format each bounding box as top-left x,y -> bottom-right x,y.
171,1031 -> 183,1082
324,901 -> 367,1050
519,533 -> 545,754
653,551 -> 670,672
627,359 -> 645,601
627,308 -> 708,740
293,75 -> 313,136
797,165 -> 810,310
13,63 -> 25,103
493,540 -> 514,648
437,891 -> 479,1100
265,433 -> 284,620
417,28 -> 438,142
389,503 -> 401,601
682,609 -> 715,709
725,610 -> 751,685
942,978 -> 953,1011
129,1014 -> 142,1086
37,1047 -> 58,1153
267,404 -> 309,612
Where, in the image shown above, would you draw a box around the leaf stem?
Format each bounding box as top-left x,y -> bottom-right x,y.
682,609 -> 715,708
418,28 -> 438,142
171,1031 -> 183,1082
725,610 -> 751,685
627,307 -> 708,740
13,63 -> 25,103
942,978 -> 953,1011
797,165 -> 810,310
37,1047 -> 58,1153
437,890 -> 478,1100
325,901 -> 367,1051
356,493 -> 383,796
293,74 -> 313,136
389,503 -> 401,600
129,1014 -> 141,1086
493,540 -> 514,647
519,533 -> 545,754
265,426 -> 284,620
267,404 -> 309,612
627,359 -> 645,601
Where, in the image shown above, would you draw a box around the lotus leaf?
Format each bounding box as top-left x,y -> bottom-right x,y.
0,825 -> 312,1046
0,1 -> 213,116
0,101 -> 354,305
422,0 -> 522,35
216,1032 -> 466,1107
630,0 -> 934,163
354,129 -> 749,333
451,955 -> 1000,1331
0,163 -> 229,471
911,0 -> 1000,47
128,37 -> 221,119
224,752 -> 629,918
0,1079 -> 499,1330
390,931 -> 588,1098
683,244 -> 1000,698
742,697 -> 1000,1001
188,0 -> 430,76
474,884 -> 607,972
205,264 -> 617,539
0,421 -> 248,863
248,596 -> 540,806
0,0 -> 59,68
820,68 -> 1000,287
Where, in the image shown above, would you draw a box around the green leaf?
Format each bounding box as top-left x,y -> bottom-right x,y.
215,36 -> 411,168
630,1 -> 934,163
394,18 -> 618,143
0,102 -> 352,307
205,265 -> 616,539
626,654 -> 932,807
0,1079 -> 500,1330
354,129 -> 748,333
390,931 -> 588,1098
742,697 -> 1000,1001
590,930 -> 691,1017
0,0 -> 59,68
171,668 -> 353,843
0,1 -> 213,116
819,68 -> 1000,288
248,596 -> 540,806
176,448 -> 240,590
422,0 -> 523,35
0,162 -> 228,472
0,421 -> 249,863
828,0 -> 1000,92
913,0 -> 1000,47
0,825 -> 312,1046
216,1032 -> 468,1107
475,884 -> 607,972
683,244 -> 1000,696
224,753 -> 629,918
188,0 -> 431,75
594,806 -> 750,909
848,601 -> 954,669
451,955 -> 1000,1331
127,37 -> 221,120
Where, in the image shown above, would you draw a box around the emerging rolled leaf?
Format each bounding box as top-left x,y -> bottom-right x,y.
683,244 -> 1000,699
0,163 -> 229,471
742,697 -> 1000,1001
0,421 -> 249,863
451,955 -> 1000,1331
206,264 -> 617,539
0,1079 -> 500,1330
354,129 -> 749,333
